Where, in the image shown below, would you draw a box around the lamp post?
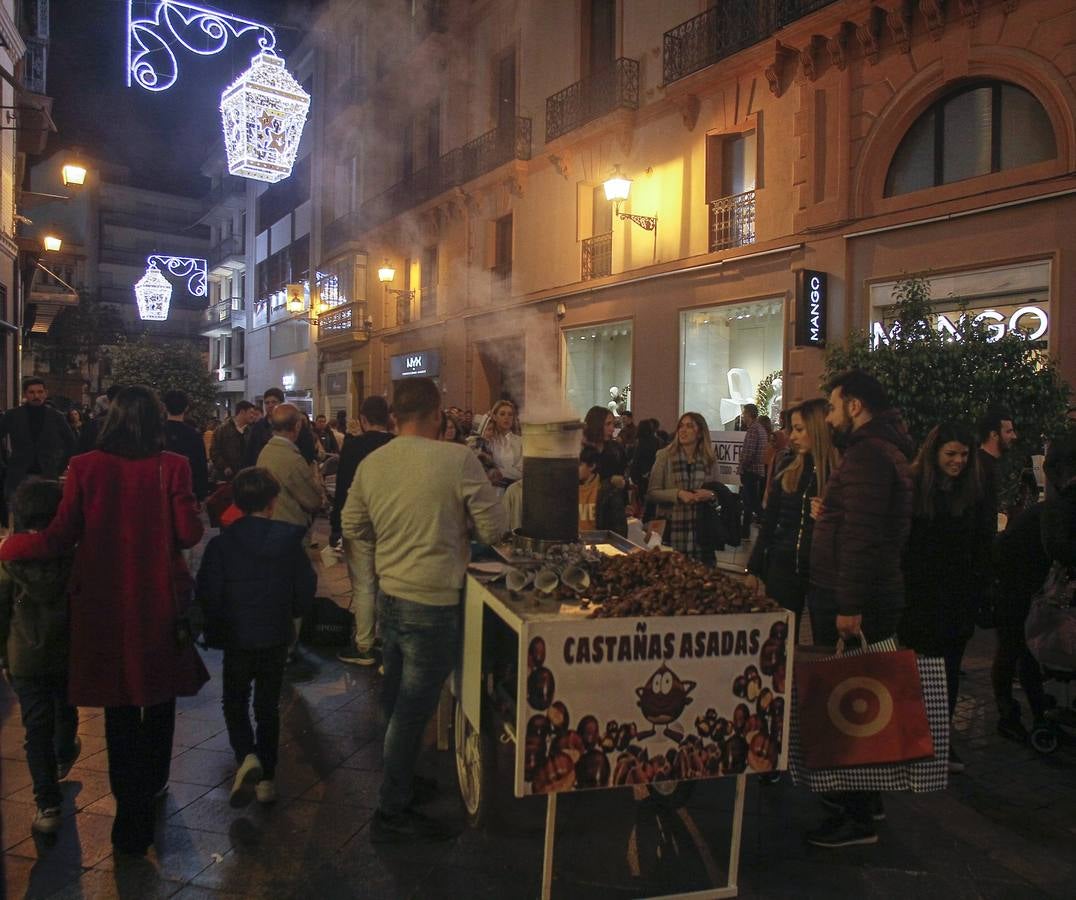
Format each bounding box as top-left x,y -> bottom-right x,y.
603,164 -> 657,232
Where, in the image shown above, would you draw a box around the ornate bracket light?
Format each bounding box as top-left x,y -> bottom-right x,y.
602,164 -> 658,232
127,2 -> 309,184
134,255 -> 208,321
220,53 -> 311,184
127,0 -> 277,93
134,262 -> 173,321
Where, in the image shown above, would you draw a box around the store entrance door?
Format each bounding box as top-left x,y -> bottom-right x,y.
472,338 -> 524,413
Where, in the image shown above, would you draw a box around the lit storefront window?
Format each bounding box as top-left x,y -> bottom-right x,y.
680,299 -> 785,428
564,321 -> 633,418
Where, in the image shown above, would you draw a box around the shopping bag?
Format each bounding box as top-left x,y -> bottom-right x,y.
795,643 -> 933,768
205,482 -> 234,527
788,638 -> 949,793
300,596 -> 355,646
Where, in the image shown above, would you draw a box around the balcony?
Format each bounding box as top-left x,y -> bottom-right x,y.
663,1 -> 838,85
210,235 -> 245,271
316,301 -> 372,348
546,59 -> 639,144
202,298 -> 245,337
322,117 -> 532,255
581,232 -> 612,281
709,190 -> 756,252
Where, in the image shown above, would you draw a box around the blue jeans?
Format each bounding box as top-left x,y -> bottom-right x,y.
11,673 -> 79,809
378,593 -> 460,815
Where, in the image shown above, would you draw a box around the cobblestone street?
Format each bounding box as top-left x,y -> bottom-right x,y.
2,523 -> 1074,899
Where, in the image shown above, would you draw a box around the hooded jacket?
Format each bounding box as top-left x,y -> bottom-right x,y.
196,516 -> 316,650
0,555 -> 74,678
809,410 -> 915,617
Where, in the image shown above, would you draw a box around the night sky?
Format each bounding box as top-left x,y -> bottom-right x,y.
48,0 -> 322,195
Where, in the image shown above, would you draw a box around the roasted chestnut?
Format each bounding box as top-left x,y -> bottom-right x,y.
527,667 -> 555,710
733,675 -> 748,698
733,703 -> 750,732
723,735 -> 748,774
528,637 -> 546,670
533,751 -> 576,793
575,749 -> 610,788
526,714 -> 550,740
578,715 -> 600,748
747,733 -> 776,773
548,701 -> 570,733
551,730 -> 585,764
759,638 -> 784,676
770,620 -> 788,641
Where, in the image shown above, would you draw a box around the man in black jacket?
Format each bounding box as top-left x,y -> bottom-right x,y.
244,387 -> 317,468
0,379 -> 75,516
334,395 -> 393,666
806,370 -> 914,850
977,405 -> 1017,530
163,390 -> 210,501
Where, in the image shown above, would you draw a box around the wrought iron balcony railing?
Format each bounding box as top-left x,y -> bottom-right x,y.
318,301 -> 370,337
663,0 -> 838,85
582,232 -> 612,281
546,58 -> 639,143
709,190 -> 756,252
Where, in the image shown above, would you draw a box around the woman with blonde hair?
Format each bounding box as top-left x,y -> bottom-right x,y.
647,412 -> 718,561
485,399 -> 523,490
746,398 -> 837,636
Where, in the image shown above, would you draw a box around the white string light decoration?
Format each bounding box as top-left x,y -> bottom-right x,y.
220,52 -> 311,184
134,262 -> 173,321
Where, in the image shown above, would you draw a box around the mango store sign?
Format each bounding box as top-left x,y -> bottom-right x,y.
871,305 -> 1048,349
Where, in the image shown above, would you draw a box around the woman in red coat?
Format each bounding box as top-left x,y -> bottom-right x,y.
0,386 -> 208,855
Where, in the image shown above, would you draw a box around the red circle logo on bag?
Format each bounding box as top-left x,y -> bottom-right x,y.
826,676 -> 894,738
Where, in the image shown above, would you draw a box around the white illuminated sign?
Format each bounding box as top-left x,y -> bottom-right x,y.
282,372 -> 296,390
871,305 -> 1048,349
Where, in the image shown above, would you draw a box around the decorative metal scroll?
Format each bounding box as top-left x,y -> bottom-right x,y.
146,255 -> 208,296
127,0 -> 277,92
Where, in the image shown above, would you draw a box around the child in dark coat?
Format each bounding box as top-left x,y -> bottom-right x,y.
0,479 -> 79,834
197,467 -> 316,807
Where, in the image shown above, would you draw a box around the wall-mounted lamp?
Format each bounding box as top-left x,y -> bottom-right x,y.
42,234 -> 62,252
377,259 -> 415,302
555,301 -> 566,319
602,165 -> 657,232
61,161 -> 87,187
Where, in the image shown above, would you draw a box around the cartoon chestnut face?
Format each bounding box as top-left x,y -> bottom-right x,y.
636,664 -> 696,726
528,637 -> 546,670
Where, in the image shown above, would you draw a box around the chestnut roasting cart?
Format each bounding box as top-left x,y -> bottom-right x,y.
452,533 -> 794,900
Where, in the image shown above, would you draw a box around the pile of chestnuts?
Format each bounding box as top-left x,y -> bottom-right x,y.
579,549 -> 780,618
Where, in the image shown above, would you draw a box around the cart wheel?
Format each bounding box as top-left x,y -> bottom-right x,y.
1029,725 -> 1059,755
454,698 -> 496,828
645,780 -> 696,808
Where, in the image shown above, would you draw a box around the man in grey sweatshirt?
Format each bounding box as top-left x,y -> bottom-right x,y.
341,378 -> 506,842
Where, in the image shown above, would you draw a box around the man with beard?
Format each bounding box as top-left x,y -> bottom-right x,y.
806,369 -> 914,849
977,406 -> 1017,530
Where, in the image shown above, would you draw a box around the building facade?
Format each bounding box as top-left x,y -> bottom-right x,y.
198,152 -> 248,417
304,0 -> 1074,429
23,152 -> 211,406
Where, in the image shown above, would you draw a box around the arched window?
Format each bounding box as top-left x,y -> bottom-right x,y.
884,81 -> 1056,197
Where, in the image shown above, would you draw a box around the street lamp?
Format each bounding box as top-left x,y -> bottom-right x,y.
602,165 -> 657,232
42,234 -> 62,252
61,161 -> 87,187
377,261 -> 396,284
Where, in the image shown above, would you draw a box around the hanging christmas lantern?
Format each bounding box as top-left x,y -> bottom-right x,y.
220,52 -> 310,184
134,262 -> 173,321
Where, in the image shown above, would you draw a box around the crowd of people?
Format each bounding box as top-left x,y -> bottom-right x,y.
0,371 -> 1072,859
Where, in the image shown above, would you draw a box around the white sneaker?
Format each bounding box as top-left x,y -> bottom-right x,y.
255,779 -> 276,804
32,806 -> 62,834
229,753 -> 263,808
